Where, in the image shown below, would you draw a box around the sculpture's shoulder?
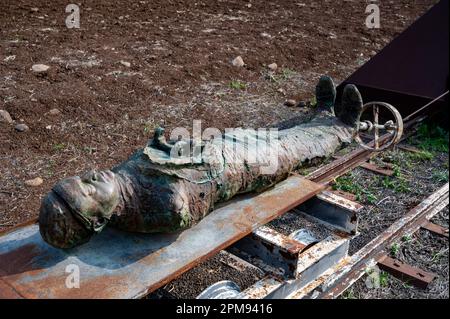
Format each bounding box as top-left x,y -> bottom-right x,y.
134,139 -> 225,184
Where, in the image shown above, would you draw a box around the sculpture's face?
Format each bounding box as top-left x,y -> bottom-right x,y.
39,169 -> 121,249
54,170 -> 120,228
79,170 -> 118,213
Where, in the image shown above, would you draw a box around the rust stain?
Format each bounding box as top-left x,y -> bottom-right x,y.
0,278 -> 24,299
0,244 -> 41,276
15,273 -> 131,299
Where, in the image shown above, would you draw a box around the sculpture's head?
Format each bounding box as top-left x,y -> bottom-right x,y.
39,170 -> 120,249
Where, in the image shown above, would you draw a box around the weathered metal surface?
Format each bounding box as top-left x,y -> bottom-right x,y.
317,183 -> 449,299
378,255 -> 437,289
197,281 -> 241,299
286,258 -> 350,299
337,1 -> 449,118
359,162 -> 394,177
232,234 -> 349,299
326,188 -> 358,202
237,276 -> 284,299
0,278 -> 23,299
228,226 -> 312,278
421,221 -> 449,238
0,176 -> 322,299
288,229 -> 318,247
268,234 -> 349,299
295,190 -> 362,235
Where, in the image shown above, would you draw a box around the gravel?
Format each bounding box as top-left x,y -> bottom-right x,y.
147,251 -> 264,299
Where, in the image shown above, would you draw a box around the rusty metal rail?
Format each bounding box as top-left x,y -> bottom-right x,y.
317,183 -> 449,299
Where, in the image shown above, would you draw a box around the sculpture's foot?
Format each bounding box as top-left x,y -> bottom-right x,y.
337,84 -> 363,127
315,75 -> 337,112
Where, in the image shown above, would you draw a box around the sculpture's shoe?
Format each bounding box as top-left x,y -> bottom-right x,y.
315,75 -> 336,111
338,84 -> 363,126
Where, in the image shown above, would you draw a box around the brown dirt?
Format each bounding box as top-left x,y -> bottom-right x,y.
0,1 -> 438,231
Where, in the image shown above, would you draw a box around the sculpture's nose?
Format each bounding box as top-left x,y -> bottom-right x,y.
81,169 -> 98,183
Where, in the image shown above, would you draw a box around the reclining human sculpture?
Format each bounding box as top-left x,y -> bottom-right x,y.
39,76 -> 364,249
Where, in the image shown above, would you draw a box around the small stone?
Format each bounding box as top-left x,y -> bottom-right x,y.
31,98 -> 38,102
268,63 -> 278,71
25,177 -> 43,187
297,101 -> 307,108
120,61 -> 131,67
277,88 -> 286,95
49,108 -> 60,115
15,123 -> 29,132
285,99 -> 296,107
0,109 -> 13,124
30,7 -> 39,12
32,64 -> 50,73
232,56 -> 245,67
46,125 -> 52,130
4,55 -> 16,62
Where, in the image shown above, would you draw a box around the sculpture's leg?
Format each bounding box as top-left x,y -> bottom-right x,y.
338,84 -> 364,126
315,75 -> 337,112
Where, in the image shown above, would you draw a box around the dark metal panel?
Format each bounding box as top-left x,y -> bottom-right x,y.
337,0 -> 449,118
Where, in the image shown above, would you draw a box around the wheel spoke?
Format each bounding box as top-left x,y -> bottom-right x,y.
373,104 -> 379,149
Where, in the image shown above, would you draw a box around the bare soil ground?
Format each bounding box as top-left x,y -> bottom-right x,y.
0,0 -> 438,229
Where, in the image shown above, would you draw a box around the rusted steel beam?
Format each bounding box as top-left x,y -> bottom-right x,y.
421,221 -> 449,238
295,190 -> 362,235
235,234 -> 349,299
317,183 -> 449,299
377,255 -> 437,289
396,145 -> 423,154
307,146 -> 377,185
237,276 -> 284,299
269,234 -> 349,299
326,188 -> 358,202
0,278 -> 24,299
0,176 -> 322,299
359,162 -> 394,177
228,226 -> 315,278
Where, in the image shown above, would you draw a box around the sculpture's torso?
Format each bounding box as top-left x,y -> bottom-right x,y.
108,111 -> 354,233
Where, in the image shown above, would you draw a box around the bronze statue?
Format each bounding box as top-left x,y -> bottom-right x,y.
39,76 -> 363,249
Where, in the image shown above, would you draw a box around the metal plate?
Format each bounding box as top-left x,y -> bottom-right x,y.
0,176 -> 322,299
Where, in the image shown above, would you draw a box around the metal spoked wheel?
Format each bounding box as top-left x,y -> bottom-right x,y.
355,102 -> 404,152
